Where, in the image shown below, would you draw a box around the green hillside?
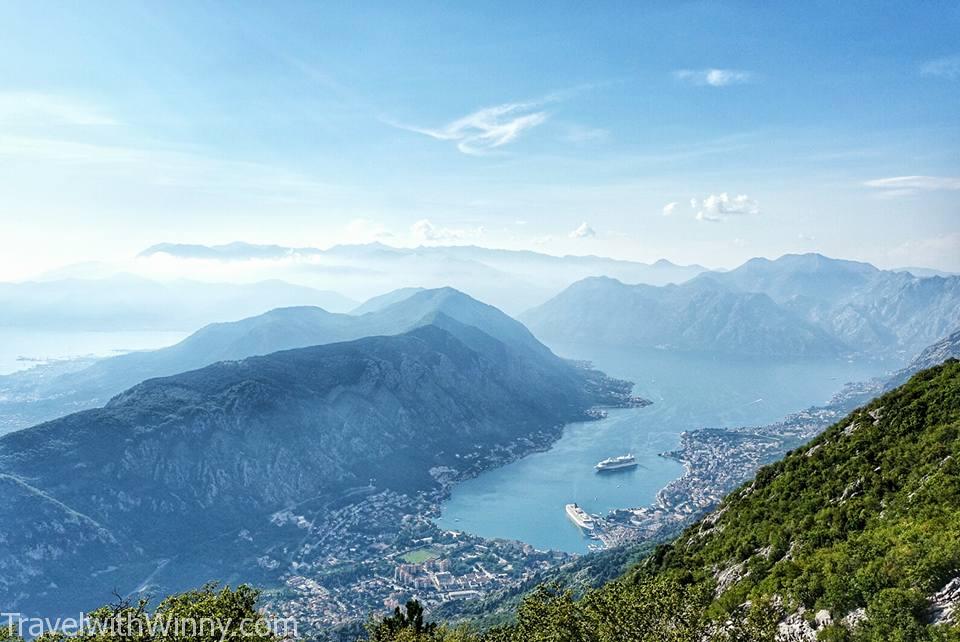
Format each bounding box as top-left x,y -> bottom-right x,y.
370,360 -> 960,641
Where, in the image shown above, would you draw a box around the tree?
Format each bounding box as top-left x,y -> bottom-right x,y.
367,600 -> 438,642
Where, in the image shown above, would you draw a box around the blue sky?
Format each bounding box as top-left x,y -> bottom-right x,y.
1,1 -> 958,279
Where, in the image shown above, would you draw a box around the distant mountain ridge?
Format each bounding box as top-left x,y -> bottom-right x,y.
696,253 -> 960,356
521,275 -> 844,357
0,309 -> 637,617
139,241 -> 707,274
135,241 -> 709,314
523,253 -> 960,359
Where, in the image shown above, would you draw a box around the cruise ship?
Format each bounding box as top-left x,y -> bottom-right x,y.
564,503 -> 595,530
595,453 -> 638,472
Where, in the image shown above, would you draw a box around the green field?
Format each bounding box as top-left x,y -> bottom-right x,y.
401,548 -> 440,564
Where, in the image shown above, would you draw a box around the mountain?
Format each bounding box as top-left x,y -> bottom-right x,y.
0,288 -> 560,433
884,327 -> 960,390
371,361 -> 960,641
521,276 -> 844,357
0,275 -> 357,331
523,254 -> 960,359
352,287 -> 426,315
136,242 -> 709,314
0,317 -> 636,617
694,253 -> 880,304
894,266 -> 959,278
696,253 -> 960,357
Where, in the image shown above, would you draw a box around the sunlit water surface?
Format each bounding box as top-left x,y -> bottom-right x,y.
0,329 -> 188,375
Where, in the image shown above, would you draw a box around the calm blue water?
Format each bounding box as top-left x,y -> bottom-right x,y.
0,329 -> 189,375
437,345 -> 895,553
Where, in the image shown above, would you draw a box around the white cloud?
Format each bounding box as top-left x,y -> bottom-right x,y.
864,175 -> 960,197
410,219 -> 483,244
689,198 -> 699,209
695,193 -> 760,222
388,100 -> 549,155
569,222 -> 596,239
674,69 -> 753,87
921,55 -> 960,80
0,92 -> 115,125
662,201 -> 678,216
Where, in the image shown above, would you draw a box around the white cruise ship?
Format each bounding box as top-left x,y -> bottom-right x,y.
565,503 -> 595,530
595,453 -> 638,471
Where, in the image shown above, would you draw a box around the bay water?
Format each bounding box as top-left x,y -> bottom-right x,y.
437,345 -> 893,552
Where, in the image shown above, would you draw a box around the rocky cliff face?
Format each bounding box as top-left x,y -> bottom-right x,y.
0,322 -> 635,617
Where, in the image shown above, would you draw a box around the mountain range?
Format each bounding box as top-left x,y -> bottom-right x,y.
0,288 -> 554,433
695,253 -> 960,356
0,293 -> 636,617
521,275 -> 845,357
523,253 -> 960,359
133,242 -> 709,314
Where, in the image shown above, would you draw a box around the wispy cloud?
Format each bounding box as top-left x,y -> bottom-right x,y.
865,175 -> 960,198
920,55 -> 960,80
662,201 -> 678,216
560,123 -> 610,143
568,222 -> 596,239
0,92 -> 116,125
674,68 -> 753,87
386,99 -> 550,155
693,193 -> 759,222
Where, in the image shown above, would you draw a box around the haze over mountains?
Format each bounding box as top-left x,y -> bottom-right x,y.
4,250 -> 958,433
77,241 -> 706,316
0,274 -> 356,331
0,292 -> 636,617
0,288 -> 559,433
696,254 -> 960,355
524,253 -> 960,359
522,276 -> 844,357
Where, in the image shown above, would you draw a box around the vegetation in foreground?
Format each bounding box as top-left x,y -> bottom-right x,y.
0,584 -> 280,641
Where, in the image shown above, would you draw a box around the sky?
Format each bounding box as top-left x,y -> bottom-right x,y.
1,0 -> 959,280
